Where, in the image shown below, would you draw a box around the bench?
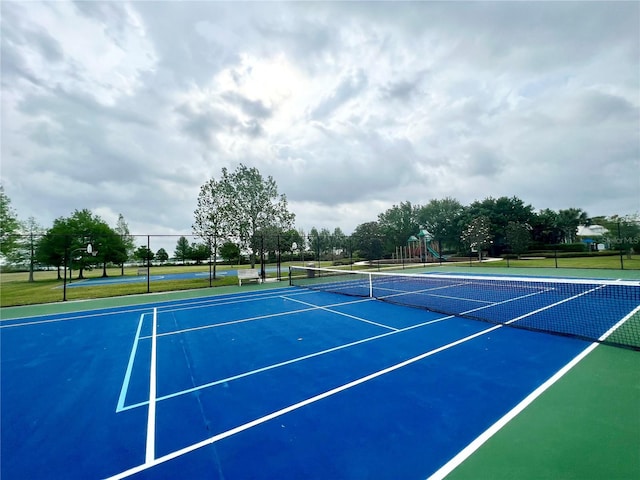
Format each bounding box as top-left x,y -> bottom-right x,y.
137,268 -> 148,276
237,268 -> 261,286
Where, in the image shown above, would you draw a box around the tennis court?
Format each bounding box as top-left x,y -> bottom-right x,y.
1,268 -> 639,479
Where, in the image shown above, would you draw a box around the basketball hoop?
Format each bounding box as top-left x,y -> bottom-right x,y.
87,243 -> 98,256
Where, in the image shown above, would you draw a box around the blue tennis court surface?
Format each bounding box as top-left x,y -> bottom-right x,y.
1,280 -> 638,479
61,268 -> 279,288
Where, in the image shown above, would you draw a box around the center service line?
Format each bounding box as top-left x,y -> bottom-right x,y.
145,307 -> 158,465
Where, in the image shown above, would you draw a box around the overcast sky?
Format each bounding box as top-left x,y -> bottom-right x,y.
2,1 -> 639,240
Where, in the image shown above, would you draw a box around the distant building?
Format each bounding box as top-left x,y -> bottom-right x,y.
577,225 -> 609,251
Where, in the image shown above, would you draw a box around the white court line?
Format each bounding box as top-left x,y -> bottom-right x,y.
145,308 -> 158,465
282,295 -> 399,331
139,297 -> 375,339
105,323 -> 503,480
0,287 -> 297,327
428,297 -> 636,480
119,287 -> 549,411
107,284 -> 610,479
116,314 -> 146,412
119,314 -> 452,412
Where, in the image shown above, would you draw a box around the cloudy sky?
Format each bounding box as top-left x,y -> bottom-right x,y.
2,1 -> 639,239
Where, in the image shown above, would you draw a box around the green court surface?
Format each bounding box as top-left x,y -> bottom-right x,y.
446,344 -> 640,480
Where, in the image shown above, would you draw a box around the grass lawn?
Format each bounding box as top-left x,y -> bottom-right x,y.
1,257 -> 638,308
467,255 -> 640,270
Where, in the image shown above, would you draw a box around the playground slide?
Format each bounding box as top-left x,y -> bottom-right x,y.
427,245 -> 444,260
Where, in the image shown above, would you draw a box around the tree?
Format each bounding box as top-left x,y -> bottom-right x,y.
332,227 -> 347,257
377,202 -> 421,256
0,185 -> 20,258
308,227 -> 333,260
505,222 -> 531,259
351,222 -> 384,261
219,241 -> 241,264
134,246 -> 154,264
219,164 -> 295,267
461,216 -> 492,261
602,214 -> 640,259
530,209 -> 562,245
156,248 -> 169,264
92,221 -> 127,278
462,196 -> 534,255
193,178 -> 232,278
190,242 -> 211,264
174,236 -> 191,264
418,197 -> 464,252
557,208 -> 589,243
114,214 -> 136,275
10,217 -> 43,282
36,209 -> 111,279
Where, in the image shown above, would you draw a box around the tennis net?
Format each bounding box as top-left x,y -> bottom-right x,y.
289,266 -> 640,351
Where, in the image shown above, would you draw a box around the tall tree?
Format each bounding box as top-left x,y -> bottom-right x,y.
174,236 -> 191,264
155,248 -> 169,264
0,185 -> 20,258
557,208 -> 589,243
463,196 -> 534,255
351,221 -> 384,261
505,221 -> 532,258
193,178 -> 232,278
602,214 -> 640,259
36,209 -> 111,279
530,209 -> 562,245
461,216 -> 492,261
377,202 -> 420,255
114,214 -> 136,275
10,217 -> 43,282
190,242 -> 211,264
418,197 -> 464,252
219,164 -> 295,267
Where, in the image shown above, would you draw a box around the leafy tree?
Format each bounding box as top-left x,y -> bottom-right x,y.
0,185 -> 20,258
505,222 -> 532,258
220,241 -> 241,264
155,248 -> 169,264
193,177 -> 232,278
377,202 -> 420,255
418,197 -> 465,252
463,196 -> 534,255
332,227 -> 348,257
91,221 -> 127,277
174,236 -> 191,264
9,217 -> 43,282
602,214 -> 640,259
219,163 -> 295,267
36,209 -> 111,279
557,208 -> 589,243
308,227 -> 333,260
530,209 -> 562,245
114,214 -> 136,274
461,216 -> 492,261
190,242 -> 211,264
351,221 -> 384,261
134,246 -> 154,264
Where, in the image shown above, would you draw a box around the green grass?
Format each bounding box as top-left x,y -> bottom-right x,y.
1,257 -> 638,308
472,255 -> 640,270
0,262 -> 336,308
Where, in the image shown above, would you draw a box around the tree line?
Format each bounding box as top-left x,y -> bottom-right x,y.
1,164 -> 638,281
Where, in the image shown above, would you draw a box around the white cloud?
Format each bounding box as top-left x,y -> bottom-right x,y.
1,0 -> 638,237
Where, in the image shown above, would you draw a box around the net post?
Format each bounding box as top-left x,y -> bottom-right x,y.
368,273 -> 373,298
288,266 -> 292,286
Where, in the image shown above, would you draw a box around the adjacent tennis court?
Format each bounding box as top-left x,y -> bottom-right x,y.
1,268 -> 639,479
